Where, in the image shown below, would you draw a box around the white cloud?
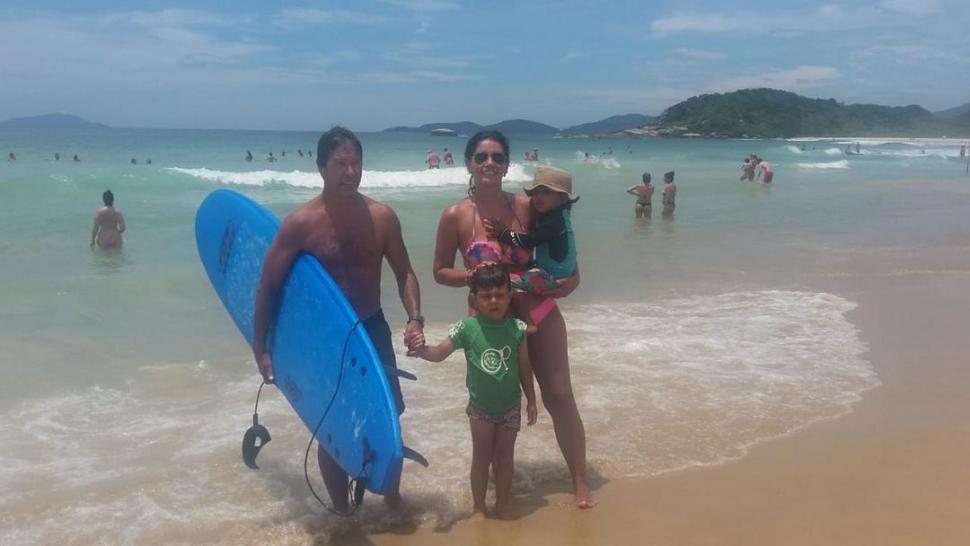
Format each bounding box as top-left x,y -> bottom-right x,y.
707,65 -> 840,92
580,86 -> 694,114
102,9 -> 245,29
382,0 -> 459,12
815,4 -> 844,18
276,9 -> 388,28
853,42 -> 970,65
358,70 -> 471,83
879,0 -> 942,16
651,5 -> 889,36
382,41 -> 473,69
674,48 -> 725,61
650,14 -> 740,34
559,52 -> 584,64
0,11 -> 273,76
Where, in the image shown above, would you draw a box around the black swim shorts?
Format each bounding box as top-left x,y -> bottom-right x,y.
362,309 -> 406,415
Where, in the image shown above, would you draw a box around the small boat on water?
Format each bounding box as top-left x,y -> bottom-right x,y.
430,128 -> 457,136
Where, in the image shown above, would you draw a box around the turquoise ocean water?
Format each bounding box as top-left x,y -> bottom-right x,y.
2,128 -> 969,543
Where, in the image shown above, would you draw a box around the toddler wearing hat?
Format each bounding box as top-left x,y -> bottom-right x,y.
485,165 -> 579,333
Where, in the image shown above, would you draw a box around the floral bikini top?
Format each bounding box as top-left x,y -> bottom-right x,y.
463,197 -> 532,269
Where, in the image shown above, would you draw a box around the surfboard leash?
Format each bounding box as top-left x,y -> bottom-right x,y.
302,319 -> 366,517
241,381 -> 271,469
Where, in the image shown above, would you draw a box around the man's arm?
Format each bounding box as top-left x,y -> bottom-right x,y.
382,206 -> 424,351
252,219 -> 302,383
626,185 -> 639,195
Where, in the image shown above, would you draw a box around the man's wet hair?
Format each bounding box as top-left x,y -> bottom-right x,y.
316,126 -> 363,168
464,130 -> 510,164
102,189 -> 114,206
642,172 -> 651,183
664,171 -> 675,182
468,263 -> 511,293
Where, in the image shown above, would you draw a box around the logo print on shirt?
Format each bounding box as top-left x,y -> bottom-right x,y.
480,346 -> 511,376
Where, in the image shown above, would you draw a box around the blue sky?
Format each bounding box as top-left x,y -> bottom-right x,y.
1,1 -> 968,131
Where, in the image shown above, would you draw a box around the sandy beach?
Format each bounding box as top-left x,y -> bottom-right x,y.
358,249 -> 970,546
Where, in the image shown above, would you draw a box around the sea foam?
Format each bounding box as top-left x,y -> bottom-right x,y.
0,290 -> 878,544
797,160 -> 850,169
168,163 -> 533,189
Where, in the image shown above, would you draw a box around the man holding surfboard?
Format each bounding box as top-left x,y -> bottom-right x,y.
252,126 -> 425,511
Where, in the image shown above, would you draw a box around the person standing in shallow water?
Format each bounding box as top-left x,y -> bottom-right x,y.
252,126 -> 425,513
627,172 -> 654,218
431,130 -> 595,508
91,190 -> 126,248
662,171 -> 676,217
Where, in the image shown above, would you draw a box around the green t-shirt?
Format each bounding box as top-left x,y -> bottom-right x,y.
449,316 -> 527,413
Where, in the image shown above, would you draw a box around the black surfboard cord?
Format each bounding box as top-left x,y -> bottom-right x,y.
245,320 -> 366,517
302,319 -> 365,517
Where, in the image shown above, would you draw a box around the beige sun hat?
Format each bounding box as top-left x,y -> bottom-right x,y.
523,165 -> 578,201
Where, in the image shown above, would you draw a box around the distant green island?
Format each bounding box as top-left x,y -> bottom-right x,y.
384,114 -> 657,137
5,90 -> 969,138
0,113 -> 108,129
385,88 -> 969,139
385,119 -> 560,136
643,88 -> 970,138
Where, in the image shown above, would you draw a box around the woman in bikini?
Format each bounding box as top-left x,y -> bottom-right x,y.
90,189 -> 126,248
431,130 -> 594,508
626,172 -> 654,218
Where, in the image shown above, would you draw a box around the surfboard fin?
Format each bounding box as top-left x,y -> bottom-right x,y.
385,365 -> 417,381
402,446 -> 429,468
242,413 -> 271,469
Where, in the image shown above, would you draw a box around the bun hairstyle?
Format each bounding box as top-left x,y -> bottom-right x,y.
664,171 -> 675,182
463,130 -> 510,196
102,189 -> 114,206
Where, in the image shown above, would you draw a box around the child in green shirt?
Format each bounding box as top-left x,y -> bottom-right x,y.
410,263 -> 538,520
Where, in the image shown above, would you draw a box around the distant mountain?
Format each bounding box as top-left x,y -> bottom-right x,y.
934,102 -> 970,119
0,113 -> 108,129
561,114 -> 656,136
384,121 -> 483,134
384,118 -> 559,135
486,119 -> 559,135
647,88 -> 954,138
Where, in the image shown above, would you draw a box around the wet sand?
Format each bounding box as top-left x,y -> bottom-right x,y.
359,267 -> 970,545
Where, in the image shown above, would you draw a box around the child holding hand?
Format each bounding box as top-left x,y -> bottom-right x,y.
409,263 -> 537,520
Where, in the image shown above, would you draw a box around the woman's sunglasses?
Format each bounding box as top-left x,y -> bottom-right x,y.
472,152 -> 508,165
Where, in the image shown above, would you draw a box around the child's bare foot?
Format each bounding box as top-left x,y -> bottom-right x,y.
492,505 -> 512,520
575,480 -> 596,509
469,511 -> 487,522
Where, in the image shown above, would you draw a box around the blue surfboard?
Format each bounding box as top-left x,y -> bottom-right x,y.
195,189 -> 403,495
